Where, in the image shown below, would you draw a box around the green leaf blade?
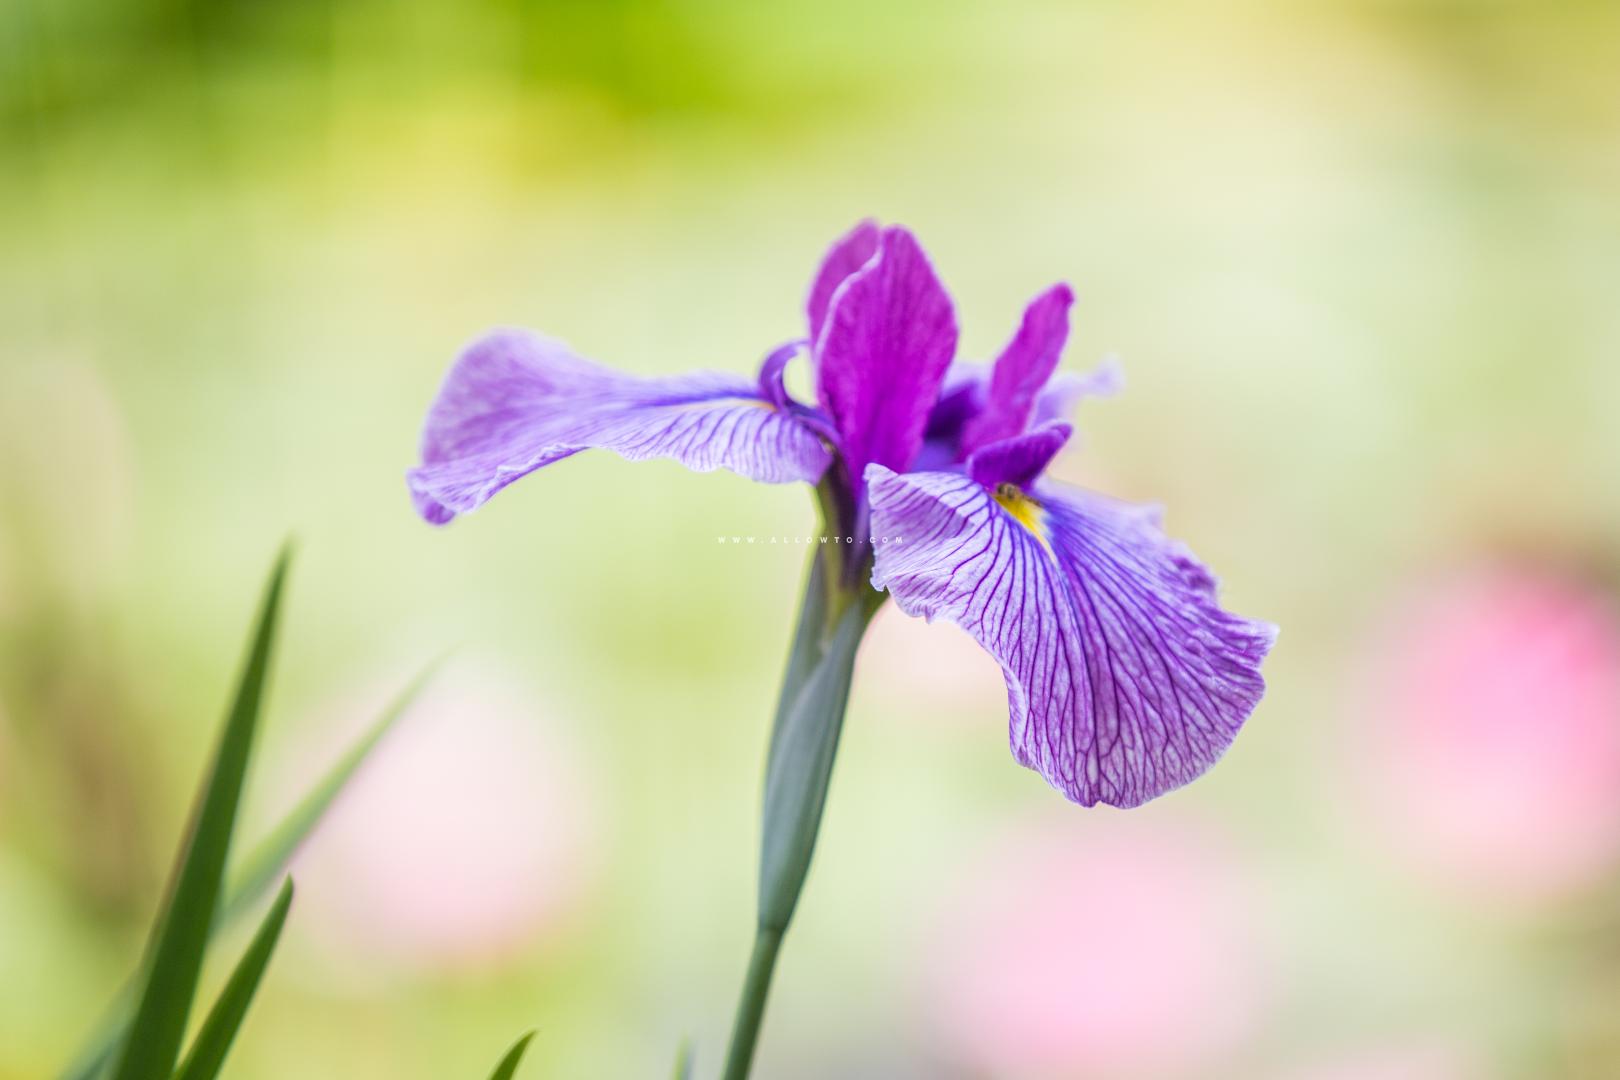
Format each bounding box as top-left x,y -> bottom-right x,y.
110,545 -> 290,1080
173,878 -> 295,1080
61,654 -> 435,1080
488,1031 -> 536,1080
221,659 -> 438,926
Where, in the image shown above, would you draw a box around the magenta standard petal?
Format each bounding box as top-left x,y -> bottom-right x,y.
408,330 -> 832,524
960,284 -> 1075,455
806,220 -> 882,347
867,467 -> 1274,808
815,227 -> 958,483
966,422 -> 1073,490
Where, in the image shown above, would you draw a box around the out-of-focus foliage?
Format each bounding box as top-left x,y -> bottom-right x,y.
3,1 -> 1620,1077
486,1030 -> 534,1080
170,878 -> 295,1080
109,550 -> 288,1080
63,553 -> 449,1080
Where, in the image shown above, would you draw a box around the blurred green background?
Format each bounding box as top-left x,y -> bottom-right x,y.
4,1 -> 1620,1077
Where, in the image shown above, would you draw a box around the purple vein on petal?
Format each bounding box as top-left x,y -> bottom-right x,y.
867,465 -> 1274,808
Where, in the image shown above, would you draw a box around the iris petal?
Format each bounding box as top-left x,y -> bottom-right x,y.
1032,357 -> 1123,428
806,219 -> 882,348
960,283 -> 1075,455
966,422 -> 1074,491
867,466 -> 1274,808
408,330 -> 832,524
815,227 -> 958,484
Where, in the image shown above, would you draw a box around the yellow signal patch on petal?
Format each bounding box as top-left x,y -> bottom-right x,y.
994,483 -> 1052,552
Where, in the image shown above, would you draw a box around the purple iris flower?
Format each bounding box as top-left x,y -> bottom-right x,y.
409,221 -> 1274,808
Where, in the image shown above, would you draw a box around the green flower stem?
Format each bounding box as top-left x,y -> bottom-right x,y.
721,530 -> 879,1080
721,926 -> 783,1080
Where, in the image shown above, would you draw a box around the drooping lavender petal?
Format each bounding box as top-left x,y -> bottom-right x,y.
966,422 -> 1073,490
806,219 -> 882,347
408,330 -> 832,525
867,466 -> 1274,808
815,227 -> 958,483
960,284 -> 1075,455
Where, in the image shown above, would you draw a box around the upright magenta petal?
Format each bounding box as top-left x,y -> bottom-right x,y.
408,330 -> 832,525
867,466 -> 1274,808
806,220 -> 881,347
815,227 -> 958,482
960,284 -> 1075,455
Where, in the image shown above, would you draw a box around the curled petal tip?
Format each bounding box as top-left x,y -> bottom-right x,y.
408,473 -> 457,525
757,340 -> 806,411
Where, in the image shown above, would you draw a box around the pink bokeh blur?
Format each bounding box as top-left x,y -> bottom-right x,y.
0,358 -> 135,604
281,661 -> 600,976
858,604 -> 1007,725
917,809 -> 1272,1078
1279,1040 -> 1482,1080
1352,564 -> 1620,907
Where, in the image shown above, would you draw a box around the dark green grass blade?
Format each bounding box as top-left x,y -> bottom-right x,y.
221,659 -> 439,925
109,546 -> 290,1080
172,878 -> 294,1080
60,659 -> 435,1080
488,1031 -> 535,1080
